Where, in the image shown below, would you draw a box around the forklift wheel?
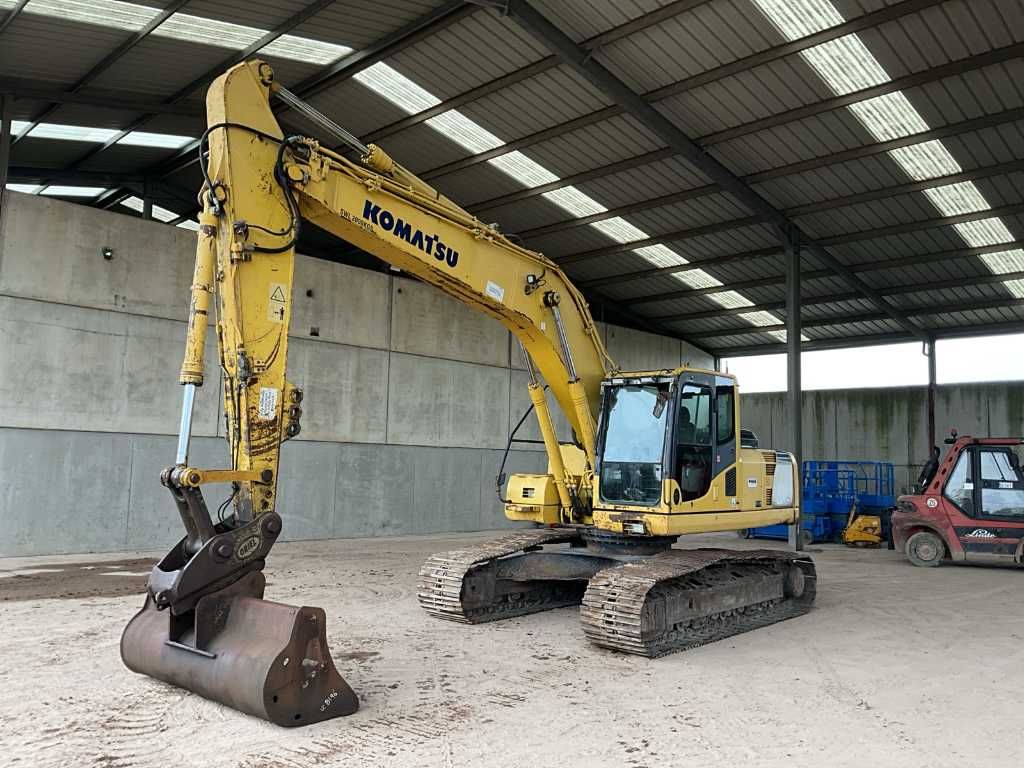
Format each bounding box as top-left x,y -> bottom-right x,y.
906,531 -> 945,567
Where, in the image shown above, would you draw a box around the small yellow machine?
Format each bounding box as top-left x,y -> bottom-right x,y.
121,61 -> 816,726
843,502 -> 884,547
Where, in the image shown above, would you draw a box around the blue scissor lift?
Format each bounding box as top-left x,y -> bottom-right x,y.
748,460 -> 895,544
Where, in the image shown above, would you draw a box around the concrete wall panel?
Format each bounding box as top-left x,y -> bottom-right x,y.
0,297 -> 219,436
286,338 -> 389,443
606,324 -> 680,373
0,428 -> 132,556
390,278 -> 509,367
334,442 -> 415,538
291,256 -> 390,350
386,353 -> 509,448
0,192 -> 194,320
412,447 -> 484,533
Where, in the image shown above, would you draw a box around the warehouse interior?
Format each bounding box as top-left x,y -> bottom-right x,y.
2,0 -> 1023,766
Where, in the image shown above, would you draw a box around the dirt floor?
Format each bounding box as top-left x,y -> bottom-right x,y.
2,531 -> 1022,768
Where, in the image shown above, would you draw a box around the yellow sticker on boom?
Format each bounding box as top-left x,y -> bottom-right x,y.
268,282 -> 287,323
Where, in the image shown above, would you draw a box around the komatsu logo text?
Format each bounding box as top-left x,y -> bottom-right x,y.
362,200 -> 459,267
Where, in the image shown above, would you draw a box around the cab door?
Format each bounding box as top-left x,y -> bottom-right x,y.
711,378 -> 737,493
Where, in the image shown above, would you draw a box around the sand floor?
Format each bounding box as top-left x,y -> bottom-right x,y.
2,531 -> 1022,767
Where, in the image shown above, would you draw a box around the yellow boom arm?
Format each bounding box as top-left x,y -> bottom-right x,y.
177,60 -> 613,522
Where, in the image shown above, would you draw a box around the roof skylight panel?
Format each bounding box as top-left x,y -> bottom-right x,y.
754,0 -> 843,37
956,218 -> 1015,247
350,58 -> 783,333
428,112 -> 504,154
923,182 -> 991,218
354,63 -> 442,112
15,120 -> 195,148
1001,280 -> 1024,299
119,195 -> 179,222
177,220 -> 200,231
39,186 -> 107,197
802,36 -> 889,95
118,130 -> 195,149
979,249 -> 1024,273
10,0 -> 352,65
5,184 -> 42,194
590,217 -> 647,243
738,310 -> 783,325
17,0 -> 157,33
888,141 -> 962,181
261,34 -> 351,66
18,121 -> 120,142
544,187 -> 609,219
848,92 -> 931,142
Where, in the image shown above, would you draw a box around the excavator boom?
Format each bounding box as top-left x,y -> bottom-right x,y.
121,61 -> 815,727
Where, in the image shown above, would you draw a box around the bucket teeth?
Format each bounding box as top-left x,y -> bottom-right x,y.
121,571 -> 358,726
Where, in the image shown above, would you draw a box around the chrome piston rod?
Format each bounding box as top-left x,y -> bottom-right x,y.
175,383 -> 197,465
274,85 -> 369,156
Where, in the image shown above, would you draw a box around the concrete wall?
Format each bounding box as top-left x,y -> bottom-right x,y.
742,382 -> 1024,493
0,193 -> 712,556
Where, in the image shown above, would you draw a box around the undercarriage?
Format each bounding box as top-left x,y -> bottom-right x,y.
419,527 -> 816,657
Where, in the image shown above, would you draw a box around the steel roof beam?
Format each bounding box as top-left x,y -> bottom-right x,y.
384,0 -> 943,173
10,0 -> 193,148
618,240 -> 1024,305
680,296 -> 1024,340
423,0 -> 987,182
521,158 -> 1024,241
65,0 -> 342,181
132,0 -> 477,194
0,77 -> 202,117
471,104 -> 1024,217
713,320 -> 1024,356
363,0 -> 713,145
561,198 -> 1024,267
283,1 -> 473,101
651,269 -> 1024,322
0,0 -> 28,36
488,0 -> 929,343
10,164 -> 198,208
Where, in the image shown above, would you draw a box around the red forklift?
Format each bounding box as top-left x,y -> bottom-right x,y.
893,430 -> 1024,567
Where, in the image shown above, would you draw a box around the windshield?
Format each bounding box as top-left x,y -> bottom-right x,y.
599,384 -> 669,505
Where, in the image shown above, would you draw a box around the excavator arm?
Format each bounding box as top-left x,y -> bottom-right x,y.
182,59 -> 613,528
121,60 -> 614,726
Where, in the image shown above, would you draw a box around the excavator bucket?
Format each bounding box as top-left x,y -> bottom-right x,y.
121,566 -> 358,727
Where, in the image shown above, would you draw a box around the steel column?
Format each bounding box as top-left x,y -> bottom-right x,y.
0,94 -> 12,217
785,227 -> 803,552
926,338 -> 937,451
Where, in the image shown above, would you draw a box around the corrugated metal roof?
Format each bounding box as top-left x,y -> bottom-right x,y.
6,0 -> 1024,356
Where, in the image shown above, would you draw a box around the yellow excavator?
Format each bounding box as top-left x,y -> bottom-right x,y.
121,60 -> 816,727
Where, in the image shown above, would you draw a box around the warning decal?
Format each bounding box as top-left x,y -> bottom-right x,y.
268,282 -> 287,323
258,387 -> 278,421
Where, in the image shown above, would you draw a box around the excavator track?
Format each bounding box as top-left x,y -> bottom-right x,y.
580,549 -> 816,657
418,527 -> 584,623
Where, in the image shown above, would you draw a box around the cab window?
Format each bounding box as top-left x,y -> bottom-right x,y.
715,387 -> 734,444
677,385 -> 710,446
979,448 -> 1024,518
943,450 -> 974,515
